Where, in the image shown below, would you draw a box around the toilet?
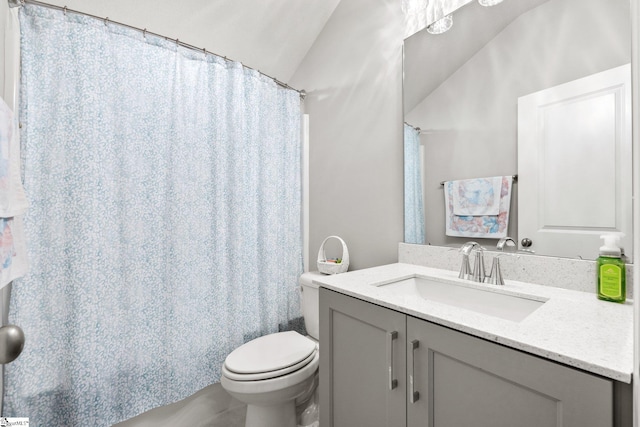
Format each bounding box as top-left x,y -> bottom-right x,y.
220,271 -> 323,427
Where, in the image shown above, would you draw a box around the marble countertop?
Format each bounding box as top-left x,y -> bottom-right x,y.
313,263 -> 634,383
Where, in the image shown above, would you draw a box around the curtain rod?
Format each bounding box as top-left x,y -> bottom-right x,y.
403,122 -> 421,132
8,0 -> 306,99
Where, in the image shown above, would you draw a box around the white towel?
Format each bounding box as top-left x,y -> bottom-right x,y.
0,98 -> 28,217
452,176 -> 502,216
444,176 -> 513,238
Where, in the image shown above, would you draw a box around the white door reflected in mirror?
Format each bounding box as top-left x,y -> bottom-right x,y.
517,64 -> 632,260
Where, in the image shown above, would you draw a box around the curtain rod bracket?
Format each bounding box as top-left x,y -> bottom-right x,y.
8,0 -> 24,7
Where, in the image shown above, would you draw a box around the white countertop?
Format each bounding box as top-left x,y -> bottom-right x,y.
313,263 -> 634,383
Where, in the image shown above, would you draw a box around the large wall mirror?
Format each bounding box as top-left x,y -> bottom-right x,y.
403,0 -> 633,260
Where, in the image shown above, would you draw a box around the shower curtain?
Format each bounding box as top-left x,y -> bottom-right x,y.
5,4 -> 303,426
404,124 -> 425,244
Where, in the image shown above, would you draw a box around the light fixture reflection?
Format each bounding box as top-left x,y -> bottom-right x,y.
478,0 -> 504,6
426,14 -> 453,34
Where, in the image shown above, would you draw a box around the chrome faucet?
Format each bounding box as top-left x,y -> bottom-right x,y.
486,237 -> 517,286
459,242 -> 485,282
458,241 -> 477,280
496,237 -> 516,252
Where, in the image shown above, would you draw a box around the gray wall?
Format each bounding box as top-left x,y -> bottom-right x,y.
405,0 -> 630,248
290,0 -> 404,270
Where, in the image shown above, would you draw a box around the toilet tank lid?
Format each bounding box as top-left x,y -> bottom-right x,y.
299,271 -> 325,288
224,331 -> 317,375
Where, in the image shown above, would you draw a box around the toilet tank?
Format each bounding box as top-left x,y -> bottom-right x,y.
299,271 -> 324,340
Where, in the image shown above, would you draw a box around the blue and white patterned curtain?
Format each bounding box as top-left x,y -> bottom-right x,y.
5,4 -> 303,425
404,124 -> 425,244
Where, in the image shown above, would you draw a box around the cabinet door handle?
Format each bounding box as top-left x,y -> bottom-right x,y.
387,330 -> 398,390
409,339 -> 420,403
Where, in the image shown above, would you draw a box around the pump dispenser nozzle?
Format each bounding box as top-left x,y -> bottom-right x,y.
599,233 -> 623,257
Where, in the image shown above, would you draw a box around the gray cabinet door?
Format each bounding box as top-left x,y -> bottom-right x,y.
320,288 -> 407,427
406,316 -> 614,427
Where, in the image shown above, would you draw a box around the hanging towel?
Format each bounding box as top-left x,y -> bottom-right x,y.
0,216 -> 28,288
452,176 -> 502,216
0,98 -> 29,288
444,176 -> 513,238
0,98 -> 28,217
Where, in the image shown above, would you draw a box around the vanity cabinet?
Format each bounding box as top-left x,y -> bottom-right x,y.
320,288 -> 631,427
318,286 -> 407,426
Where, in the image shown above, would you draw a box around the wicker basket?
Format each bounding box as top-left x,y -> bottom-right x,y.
317,236 -> 349,275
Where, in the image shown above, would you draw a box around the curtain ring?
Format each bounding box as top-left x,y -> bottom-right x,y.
175,38 -> 179,47
104,17 -> 109,26
62,6 -> 67,16
142,28 -> 147,39
203,47 -> 206,55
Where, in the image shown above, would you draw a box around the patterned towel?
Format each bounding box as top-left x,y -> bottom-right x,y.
452,176 -> 502,216
0,216 -> 28,287
444,176 -> 513,238
0,98 -> 28,287
0,98 -> 28,217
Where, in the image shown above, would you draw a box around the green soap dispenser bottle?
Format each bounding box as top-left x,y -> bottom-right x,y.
597,234 -> 626,303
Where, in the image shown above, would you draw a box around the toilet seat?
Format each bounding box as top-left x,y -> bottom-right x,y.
223,331 -> 318,381
223,349 -> 317,381
221,350 -> 320,396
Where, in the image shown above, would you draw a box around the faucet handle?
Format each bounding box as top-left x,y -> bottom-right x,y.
471,249 -> 486,283
458,256 -> 471,280
486,256 -> 504,286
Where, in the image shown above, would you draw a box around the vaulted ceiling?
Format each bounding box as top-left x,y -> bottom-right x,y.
40,0 -> 558,109
43,0 -> 342,83
403,0 -> 551,114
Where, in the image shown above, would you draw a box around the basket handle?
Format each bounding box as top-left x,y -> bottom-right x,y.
317,235 -> 350,265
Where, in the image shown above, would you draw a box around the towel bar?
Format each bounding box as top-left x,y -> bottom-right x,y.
440,174 -> 518,186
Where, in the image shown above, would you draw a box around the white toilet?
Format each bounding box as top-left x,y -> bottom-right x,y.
220,271 -> 323,427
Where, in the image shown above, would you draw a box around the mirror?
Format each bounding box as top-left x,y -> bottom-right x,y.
403,0 -> 632,260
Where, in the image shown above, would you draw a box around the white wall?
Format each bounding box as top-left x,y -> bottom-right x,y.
405,0 -> 630,248
290,0 -> 405,270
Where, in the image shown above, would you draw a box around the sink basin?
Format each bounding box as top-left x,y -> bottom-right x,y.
375,276 -> 546,322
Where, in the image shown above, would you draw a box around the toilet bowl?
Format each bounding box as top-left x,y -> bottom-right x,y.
220,272 -> 324,427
